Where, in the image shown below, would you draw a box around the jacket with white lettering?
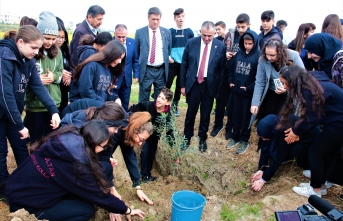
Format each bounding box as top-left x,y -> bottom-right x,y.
228,30 -> 261,97
0,38 -> 58,130
5,132 -> 128,214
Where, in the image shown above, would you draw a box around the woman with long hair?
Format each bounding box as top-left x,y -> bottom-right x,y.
77,32 -> 113,64
322,14 -> 343,42
288,23 -> 317,70
0,25 -> 60,201
277,65 -> 343,197
56,18 -> 73,113
24,11 -> 63,144
6,120 -> 145,220
250,38 -> 304,151
69,40 -> 125,104
61,102 -> 155,205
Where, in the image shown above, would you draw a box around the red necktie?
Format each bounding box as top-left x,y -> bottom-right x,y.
198,43 -> 208,83
150,30 -> 156,64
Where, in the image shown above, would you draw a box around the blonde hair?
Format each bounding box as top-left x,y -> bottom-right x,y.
123,112 -> 153,147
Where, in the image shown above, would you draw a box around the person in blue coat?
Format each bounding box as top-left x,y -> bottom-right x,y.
0,26 -> 60,201
6,120 -> 145,220
113,24 -> 140,112
69,40 -> 126,103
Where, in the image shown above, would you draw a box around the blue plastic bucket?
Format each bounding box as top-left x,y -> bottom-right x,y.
171,190 -> 206,221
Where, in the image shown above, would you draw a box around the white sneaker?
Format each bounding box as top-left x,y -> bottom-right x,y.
302,170 -> 311,178
292,186 -> 322,198
298,183 -> 327,195
325,181 -> 334,188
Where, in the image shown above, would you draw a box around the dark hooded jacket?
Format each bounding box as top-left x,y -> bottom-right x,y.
257,25 -> 283,49
5,132 -> 128,214
0,38 -> 58,131
228,30 -> 261,97
61,110 -> 142,187
77,45 -> 97,65
258,115 -> 320,182
310,71 -> 343,135
304,33 -> 343,79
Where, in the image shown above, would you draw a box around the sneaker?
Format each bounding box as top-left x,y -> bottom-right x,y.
210,126 -> 224,137
225,130 -> 232,140
226,139 -> 240,149
298,183 -> 327,195
303,170 -> 311,178
324,181 -> 334,188
236,142 -> 249,154
174,108 -> 180,117
292,186 -> 322,198
211,110 -> 216,115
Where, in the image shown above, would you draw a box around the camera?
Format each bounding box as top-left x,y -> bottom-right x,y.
275,195 -> 343,221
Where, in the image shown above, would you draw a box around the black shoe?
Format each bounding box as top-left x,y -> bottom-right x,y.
224,109 -> 228,116
199,140 -> 207,152
210,126 -> 224,137
225,130 -> 232,140
142,175 -> 157,183
180,138 -> 190,150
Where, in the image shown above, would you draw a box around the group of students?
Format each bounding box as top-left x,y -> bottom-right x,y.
0,9 -> 180,221
1,6 -> 343,221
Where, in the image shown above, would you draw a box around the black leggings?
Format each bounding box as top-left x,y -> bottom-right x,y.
309,128 -> 343,188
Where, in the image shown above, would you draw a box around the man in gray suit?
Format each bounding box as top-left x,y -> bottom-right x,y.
135,7 -> 172,102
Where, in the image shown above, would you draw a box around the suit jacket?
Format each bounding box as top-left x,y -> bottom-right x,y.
180,37 -> 226,98
70,20 -> 97,67
134,26 -> 172,83
115,38 -> 139,89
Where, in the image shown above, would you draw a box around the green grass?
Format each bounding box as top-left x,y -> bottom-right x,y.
220,202 -> 263,221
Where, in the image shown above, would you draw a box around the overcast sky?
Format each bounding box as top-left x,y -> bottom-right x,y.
1,0 -> 342,38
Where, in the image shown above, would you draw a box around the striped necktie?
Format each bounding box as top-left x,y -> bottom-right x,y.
150,30 -> 156,64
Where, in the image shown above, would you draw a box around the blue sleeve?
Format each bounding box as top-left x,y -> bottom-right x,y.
78,64 -> 104,101
0,59 -> 24,130
132,42 -> 140,79
134,30 -> 140,57
110,131 -> 141,186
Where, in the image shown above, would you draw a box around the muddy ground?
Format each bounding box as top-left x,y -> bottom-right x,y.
1,107 -> 343,221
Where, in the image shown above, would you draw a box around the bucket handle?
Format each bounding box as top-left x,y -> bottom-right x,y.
172,203 -> 205,212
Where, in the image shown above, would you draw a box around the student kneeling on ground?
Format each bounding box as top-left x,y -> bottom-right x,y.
129,87 -> 174,183
251,114 -> 320,192
5,120 -> 144,221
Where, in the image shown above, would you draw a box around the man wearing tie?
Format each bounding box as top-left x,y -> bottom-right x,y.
135,7 -> 172,102
180,21 -> 226,152
69,5 -> 105,67
114,24 -> 140,112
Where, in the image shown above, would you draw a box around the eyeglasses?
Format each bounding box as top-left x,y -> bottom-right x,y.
98,143 -> 107,150
137,133 -> 146,144
57,36 -> 66,42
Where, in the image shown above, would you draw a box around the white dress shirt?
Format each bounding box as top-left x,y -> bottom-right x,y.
197,39 -> 213,77
147,27 -> 164,66
86,20 -> 98,35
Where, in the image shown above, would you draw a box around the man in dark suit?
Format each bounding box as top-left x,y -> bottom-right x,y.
180,21 -> 226,152
70,5 -> 105,67
113,24 -> 140,112
134,7 -> 172,102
